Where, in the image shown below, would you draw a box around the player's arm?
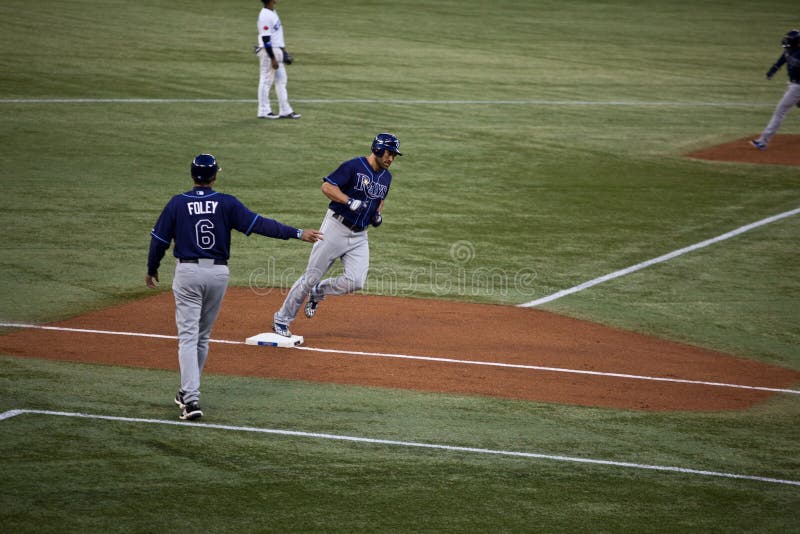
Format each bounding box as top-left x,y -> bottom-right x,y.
371,200 -> 385,227
321,181 -> 349,204
233,198 -> 322,242
322,180 -> 365,212
145,204 -> 175,288
246,214 -> 321,241
767,53 -> 787,79
261,35 -> 278,68
146,233 -> 170,288
261,35 -> 276,59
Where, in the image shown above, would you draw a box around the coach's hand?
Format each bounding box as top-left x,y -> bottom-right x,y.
301,229 -> 324,243
145,273 -> 159,289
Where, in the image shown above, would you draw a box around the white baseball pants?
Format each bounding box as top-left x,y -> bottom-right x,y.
257,47 -> 294,117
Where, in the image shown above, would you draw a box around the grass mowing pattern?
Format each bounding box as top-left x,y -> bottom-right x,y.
1,0 -> 799,530
1,357 -> 799,531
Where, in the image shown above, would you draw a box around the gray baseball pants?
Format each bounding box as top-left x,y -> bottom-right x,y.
274,209 -> 369,326
172,259 -> 230,404
757,81 -> 800,146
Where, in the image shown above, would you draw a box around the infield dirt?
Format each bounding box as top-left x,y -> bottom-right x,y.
1,289 -> 798,412
687,134 -> 800,166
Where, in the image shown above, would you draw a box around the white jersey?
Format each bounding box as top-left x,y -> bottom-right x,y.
257,7 -> 285,49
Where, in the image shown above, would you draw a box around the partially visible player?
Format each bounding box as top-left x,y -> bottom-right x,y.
146,154 -> 322,420
255,0 -> 300,119
751,29 -> 800,150
272,133 -> 402,337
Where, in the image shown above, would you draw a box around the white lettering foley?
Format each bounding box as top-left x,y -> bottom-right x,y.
187,201 -> 219,215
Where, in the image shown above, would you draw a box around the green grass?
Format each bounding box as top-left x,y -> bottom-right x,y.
1,0 -> 800,530
2,357 -> 799,532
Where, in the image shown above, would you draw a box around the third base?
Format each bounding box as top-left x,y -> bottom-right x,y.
245,332 -> 304,348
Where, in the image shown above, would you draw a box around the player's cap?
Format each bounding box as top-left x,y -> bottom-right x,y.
371,133 -> 402,156
191,154 -> 220,183
782,29 -> 800,48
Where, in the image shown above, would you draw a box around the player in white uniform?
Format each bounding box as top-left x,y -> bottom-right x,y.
256,0 -> 300,119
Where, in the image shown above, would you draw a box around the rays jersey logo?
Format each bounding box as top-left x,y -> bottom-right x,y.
354,173 -> 388,199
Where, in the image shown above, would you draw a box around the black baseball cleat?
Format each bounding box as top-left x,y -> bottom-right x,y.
174,390 -> 186,409
279,112 -> 301,119
304,285 -> 325,319
180,401 -> 203,421
750,139 -> 766,150
272,321 -> 292,337
258,112 -> 279,119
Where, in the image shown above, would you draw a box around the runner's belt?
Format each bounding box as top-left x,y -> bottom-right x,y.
179,258 -> 228,265
332,213 -> 367,232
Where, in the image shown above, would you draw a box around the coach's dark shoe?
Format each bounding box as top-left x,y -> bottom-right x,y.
304,285 -> 325,319
180,401 -> 203,421
750,139 -> 766,150
280,112 -> 301,119
174,390 -> 186,409
272,321 -> 292,337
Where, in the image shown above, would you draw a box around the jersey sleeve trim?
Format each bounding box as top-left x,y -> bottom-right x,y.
244,214 -> 259,236
150,231 -> 170,244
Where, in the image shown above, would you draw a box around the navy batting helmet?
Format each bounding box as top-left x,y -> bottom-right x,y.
782,29 -> 800,48
371,133 -> 402,157
190,153 -> 220,183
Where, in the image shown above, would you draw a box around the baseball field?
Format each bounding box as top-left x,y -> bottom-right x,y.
1,0 -> 799,531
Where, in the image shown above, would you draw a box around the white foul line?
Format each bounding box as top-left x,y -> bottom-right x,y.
519,207 -> 800,308
1,322 -> 797,396
0,98 -> 776,108
295,345 -> 799,395
1,409 -> 797,487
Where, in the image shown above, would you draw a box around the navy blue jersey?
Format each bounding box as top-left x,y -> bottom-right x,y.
324,157 -> 392,229
148,187 -> 298,276
773,48 -> 800,82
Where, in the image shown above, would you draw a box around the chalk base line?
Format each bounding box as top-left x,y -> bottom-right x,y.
521,207 -> 800,307
1,408 -> 797,487
0,322 -> 797,396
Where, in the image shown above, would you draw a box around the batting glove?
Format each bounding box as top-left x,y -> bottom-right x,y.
347,198 -> 364,211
